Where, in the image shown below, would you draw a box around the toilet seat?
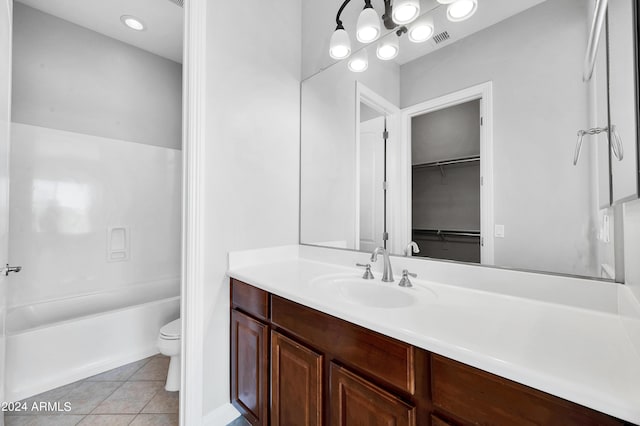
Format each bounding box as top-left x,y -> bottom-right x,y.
160,318 -> 181,340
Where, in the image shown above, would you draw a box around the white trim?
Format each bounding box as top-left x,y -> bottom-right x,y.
181,0 -> 207,425
398,82 -> 495,264
355,82 -> 400,251
202,403 -> 242,426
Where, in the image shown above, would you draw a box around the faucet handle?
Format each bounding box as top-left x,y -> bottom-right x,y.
399,269 -> 417,287
356,263 -> 375,280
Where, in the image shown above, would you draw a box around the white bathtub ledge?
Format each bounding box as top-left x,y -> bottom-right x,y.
227,245 -> 640,425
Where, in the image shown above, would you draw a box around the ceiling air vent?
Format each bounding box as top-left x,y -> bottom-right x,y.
167,0 -> 184,7
433,31 -> 450,44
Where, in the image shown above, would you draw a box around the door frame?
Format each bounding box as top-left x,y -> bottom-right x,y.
396,82 -> 495,265
355,82 -> 400,251
0,0 -> 12,407
181,0 -> 207,424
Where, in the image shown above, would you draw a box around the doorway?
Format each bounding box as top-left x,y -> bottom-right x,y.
398,82 -> 495,265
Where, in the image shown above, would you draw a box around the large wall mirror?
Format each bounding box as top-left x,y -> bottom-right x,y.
300,0 -> 640,281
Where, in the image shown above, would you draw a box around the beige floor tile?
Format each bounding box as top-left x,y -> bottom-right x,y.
91,381 -> 163,415
86,359 -> 151,382
141,389 -> 178,414
16,381 -> 84,415
61,381 -> 123,415
4,415 -> 85,426
226,416 -> 251,426
130,413 -> 178,426
128,357 -> 170,381
77,414 -> 136,425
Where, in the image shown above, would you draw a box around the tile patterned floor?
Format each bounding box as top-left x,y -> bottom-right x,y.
226,417 -> 250,426
4,355 -> 178,426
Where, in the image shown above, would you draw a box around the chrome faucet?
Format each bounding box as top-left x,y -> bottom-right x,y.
371,247 -> 394,282
404,241 -> 420,257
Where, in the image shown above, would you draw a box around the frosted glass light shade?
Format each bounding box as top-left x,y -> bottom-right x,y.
377,37 -> 399,60
348,49 -> 369,72
356,7 -> 381,43
330,28 -> 352,59
408,16 -> 434,43
392,0 -> 420,25
447,0 -> 478,22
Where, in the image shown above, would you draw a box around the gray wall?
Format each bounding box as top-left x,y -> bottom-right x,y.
401,0 -> 597,276
12,3 -> 182,150
412,164 -> 481,231
412,100 -> 480,164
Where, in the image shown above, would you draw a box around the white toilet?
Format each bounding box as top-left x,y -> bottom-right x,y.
157,318 -> 181,392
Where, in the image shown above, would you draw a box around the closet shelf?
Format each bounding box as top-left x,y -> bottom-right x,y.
412,155 -> 480,169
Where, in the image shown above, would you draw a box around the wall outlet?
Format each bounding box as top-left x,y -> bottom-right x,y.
494,224 -> 505,238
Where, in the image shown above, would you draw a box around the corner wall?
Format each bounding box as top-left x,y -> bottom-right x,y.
202,0 -> 301,416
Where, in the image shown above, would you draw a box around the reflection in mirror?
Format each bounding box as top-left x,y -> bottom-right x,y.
301,0 -> 639,280
359,102 -> 386,252
411,100 -> 481,264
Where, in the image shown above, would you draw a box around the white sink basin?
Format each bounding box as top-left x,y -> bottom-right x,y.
312,276 -> 417,309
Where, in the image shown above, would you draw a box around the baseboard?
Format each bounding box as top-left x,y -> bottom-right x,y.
203,403 -> 241,426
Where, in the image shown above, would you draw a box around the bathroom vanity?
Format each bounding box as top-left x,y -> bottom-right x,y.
227,246 -> 640,426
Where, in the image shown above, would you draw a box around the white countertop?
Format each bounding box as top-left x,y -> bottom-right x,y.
227,245 -> 640,424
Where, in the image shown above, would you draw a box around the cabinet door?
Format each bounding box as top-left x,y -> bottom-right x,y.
271,331 -> 323,426
330,363 -> 415,426
231,310 -> 269,426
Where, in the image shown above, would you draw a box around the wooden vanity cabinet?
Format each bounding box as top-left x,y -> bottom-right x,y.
331,363 -> 416,426
271,330 -> 323,426
231,281 -> 270,426
230,279 -> 628,426
230,310 -> 269,426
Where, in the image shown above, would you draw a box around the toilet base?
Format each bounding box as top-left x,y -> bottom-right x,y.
165,355 -> 181,392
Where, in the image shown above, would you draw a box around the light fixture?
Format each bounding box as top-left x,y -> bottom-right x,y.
446,0 -> 478,22
377,36 -> 399,60
120,15 -> 145,31
329,0 -> 479,71
330,26 -> 352,59
348,49 -> 369,72
356,1 -> 381,43
408,15 -> 434,43
392,0 -> 420,25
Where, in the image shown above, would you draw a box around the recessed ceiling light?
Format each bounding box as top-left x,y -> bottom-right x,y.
121,15 -> 145,31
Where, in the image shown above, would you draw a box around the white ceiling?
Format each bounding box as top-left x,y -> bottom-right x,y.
16,0 -> 184,63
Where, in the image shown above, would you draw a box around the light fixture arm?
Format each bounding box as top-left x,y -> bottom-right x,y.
335,0 -> 397,30
382,0 -> 398,30
335,0 -> 354,29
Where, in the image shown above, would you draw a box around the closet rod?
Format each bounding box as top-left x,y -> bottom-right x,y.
413,229 -> 481,238
413,155 -> 480,169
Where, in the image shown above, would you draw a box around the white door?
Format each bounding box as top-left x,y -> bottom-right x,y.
359,116 -> 385,252
0,0 -> 12,413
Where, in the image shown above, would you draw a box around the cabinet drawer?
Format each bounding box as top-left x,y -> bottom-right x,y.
431,355 -> 623,426
331,363 -> 416,426
271,295 -> 415,395
231,279 -> 269,321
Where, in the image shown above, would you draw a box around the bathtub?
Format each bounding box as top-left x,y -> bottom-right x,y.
5,279 -> 180,402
